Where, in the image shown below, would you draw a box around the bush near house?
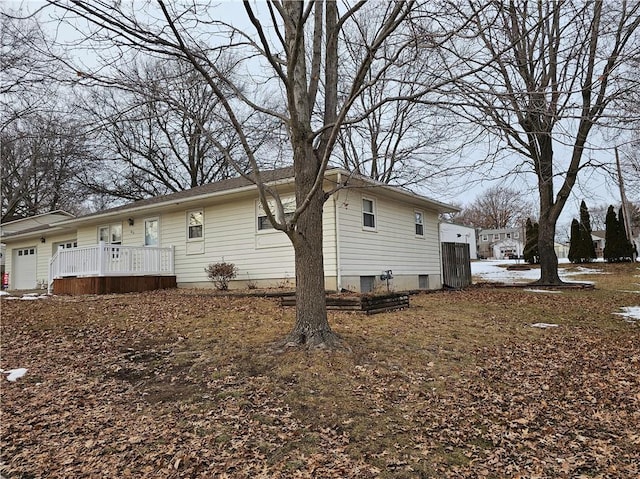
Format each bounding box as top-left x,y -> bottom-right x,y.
204,262 -> 238,290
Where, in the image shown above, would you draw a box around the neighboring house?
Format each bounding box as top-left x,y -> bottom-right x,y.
554,242 -> 569,259
439,223 -> 477,260
477,227 -> 525,259
1,168 -> 459,293
592,230 -> 606,258
0,211 -> 76,289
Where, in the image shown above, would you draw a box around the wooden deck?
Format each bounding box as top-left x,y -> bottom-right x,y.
52,276 -> 177,295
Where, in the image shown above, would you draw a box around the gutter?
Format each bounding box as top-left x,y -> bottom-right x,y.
334,172 -> 342,291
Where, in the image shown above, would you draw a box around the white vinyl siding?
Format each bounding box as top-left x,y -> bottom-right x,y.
150,194 -> 337,286
336,189 -> 442,288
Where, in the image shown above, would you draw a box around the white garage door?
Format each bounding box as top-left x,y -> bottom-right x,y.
12,247 -> 37,290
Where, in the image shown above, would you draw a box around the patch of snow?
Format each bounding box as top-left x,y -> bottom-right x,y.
19,294 -> 49,301
1,368 -> 28,382
3,296 -> 19,300
613,306 -> 640,323
523,289 -> 562,294
531,323 -> 559,328
471,260 -> 603,284
0,290 -> 10,296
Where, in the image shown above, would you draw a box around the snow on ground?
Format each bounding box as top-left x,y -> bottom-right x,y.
471,259 -> 605,284
0,292 -> 49,300
523,289 -> 563,294
613,306 -> 640,323
1,368 -> 28,382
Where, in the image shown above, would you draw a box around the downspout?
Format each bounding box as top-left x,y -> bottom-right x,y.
437,213 -> 444,289
334,172 -> 342,291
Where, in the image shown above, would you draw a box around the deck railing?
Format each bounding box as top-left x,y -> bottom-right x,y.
49,242 -> 174,293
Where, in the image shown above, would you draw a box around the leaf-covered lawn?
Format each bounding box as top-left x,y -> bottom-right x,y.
1,263 -> 639,478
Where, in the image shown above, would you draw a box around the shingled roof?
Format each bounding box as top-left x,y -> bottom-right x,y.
75,166 -> 296,220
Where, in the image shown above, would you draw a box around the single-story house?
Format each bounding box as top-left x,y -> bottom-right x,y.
1,168 -> 459,294
439,222 -> 477,260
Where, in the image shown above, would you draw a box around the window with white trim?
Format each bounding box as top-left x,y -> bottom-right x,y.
145,218 -> 159,246
187,210 -> 203,240
415,211 -> 424,236
493,233 -> 500,240
98,223 -> 122,245
514,232 -> 520,239
362,198 -> 376,229
257,197 -> 295,231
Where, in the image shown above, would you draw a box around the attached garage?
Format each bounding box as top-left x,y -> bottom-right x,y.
12,246 -> 37,290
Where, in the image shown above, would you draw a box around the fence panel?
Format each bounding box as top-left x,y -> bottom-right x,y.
442,242 -> 471,289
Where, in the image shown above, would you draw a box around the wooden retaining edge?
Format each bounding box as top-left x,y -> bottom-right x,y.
281,293 -> 410,314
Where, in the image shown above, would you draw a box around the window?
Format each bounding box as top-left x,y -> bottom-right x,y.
493,234 -> 500,240
482,235 -> 488,242
98,223 -> 122,245
53,240 -> 77,254
419,275 -> 429,289
514,232 -> 520,239
360,276 -> 375,293
362,198 -> 376,229
506,233 -> 511,239
145,218 -> 159,246
415,211 -> 424,236
257,197 -> 295,231
187,210 -> 203,240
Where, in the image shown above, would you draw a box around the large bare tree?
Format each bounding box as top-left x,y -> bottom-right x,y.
333,3 -> 457,188
435,0 -> 640,284
1,112 -> 91,222
1,8 -> 94,221
78,57 -> 243,201
46,0 -> 426,348
457,185 -> 534,229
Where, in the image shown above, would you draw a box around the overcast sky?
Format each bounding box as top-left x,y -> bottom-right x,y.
6,0 -> 635,234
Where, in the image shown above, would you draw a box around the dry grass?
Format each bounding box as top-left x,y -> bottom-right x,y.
1,262 -> 639,478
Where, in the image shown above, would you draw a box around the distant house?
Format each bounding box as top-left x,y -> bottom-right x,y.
1,168 -> 459,293
476,227 -> 525,259
592,230 -> 606,258
554,242 -> 569,259
439,223 -> 477,260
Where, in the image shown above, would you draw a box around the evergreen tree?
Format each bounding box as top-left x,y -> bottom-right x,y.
578,200 -> 597,262
523,218 -> 539,264
604,205 -> 621,262
568,218 -> 581,263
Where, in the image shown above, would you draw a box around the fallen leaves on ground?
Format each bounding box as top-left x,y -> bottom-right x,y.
1,273 -> 639,478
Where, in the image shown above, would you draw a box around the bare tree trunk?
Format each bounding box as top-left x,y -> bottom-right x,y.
536,206 -> 561,285
287,159 -> 339,348
281,1 -> 341,349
